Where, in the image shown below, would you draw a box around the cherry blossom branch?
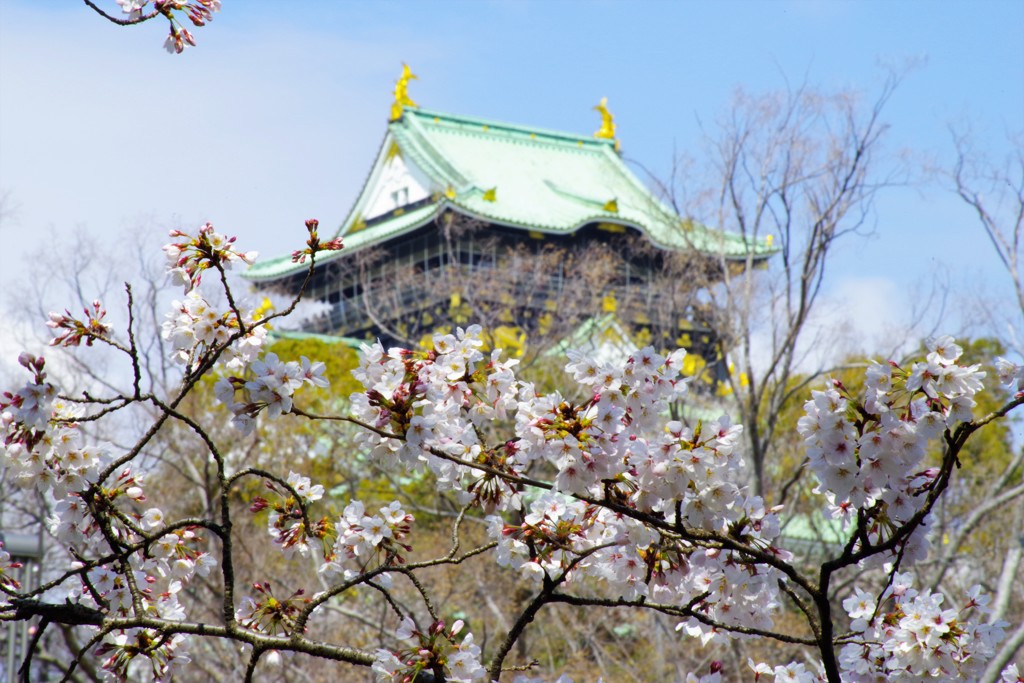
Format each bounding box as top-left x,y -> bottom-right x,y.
485,545 -> 608,680
124,284 -> 144,400
82,0 -> 160,26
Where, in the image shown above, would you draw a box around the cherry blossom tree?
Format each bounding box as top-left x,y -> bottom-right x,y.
2,221 -> 1023,683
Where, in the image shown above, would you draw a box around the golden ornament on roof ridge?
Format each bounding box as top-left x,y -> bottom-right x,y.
390,63 -> 419,121
593,97 -> 616,141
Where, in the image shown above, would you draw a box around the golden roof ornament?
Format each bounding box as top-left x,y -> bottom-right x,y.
593,97 -> 616,141
390,63 -> 419,121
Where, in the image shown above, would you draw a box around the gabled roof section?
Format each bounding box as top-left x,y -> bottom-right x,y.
244,106 -> 775,283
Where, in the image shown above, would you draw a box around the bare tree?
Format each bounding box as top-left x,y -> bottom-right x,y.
0,189 -> 17,231
950,129 -> 1024,352
947,130 -> 1024,683
676,75 -> 905,497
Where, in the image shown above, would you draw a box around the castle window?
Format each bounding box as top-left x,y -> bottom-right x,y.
391,187 -> 409,208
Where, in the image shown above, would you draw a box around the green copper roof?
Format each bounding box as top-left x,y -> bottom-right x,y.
245,106 -> 775,282
782,513 -> 846,545
245,203 -> 439,281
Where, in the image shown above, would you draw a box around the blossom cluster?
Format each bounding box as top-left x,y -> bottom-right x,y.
348,326 -> 521,499
291,218 -> 345,264
113,1 -> 222,54
1,355 -> 98,496
0,354 -> 214,680
839,573 -> 1007,681
346,329 -> 789,639
2,353 -> 55,434
240,494 -> 417,633
797,336 -> 986,564
248,471 -> 328,557
373,617 -> 486,683
320,500 -> 414,582
94,628 -> 191,681
159,224 -> 271,374
996,356 -> 1024,396
509,674 -> 743,683
0,542 -> 23,591
163,222 -> 255,292
162,288 -> 268,373
749,660 -> 823,682
47,300 -> 112,347
246,475 -> 429,603
246,472 -> 414,589
487,489 -> 782,639
234,581 -> 310,636
213,352 -> 327,432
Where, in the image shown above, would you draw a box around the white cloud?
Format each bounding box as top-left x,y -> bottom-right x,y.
747,275 -> 919,379
814,275 -> 918,362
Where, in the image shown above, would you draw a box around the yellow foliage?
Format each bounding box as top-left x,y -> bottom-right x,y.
486,325 -> 527,358
682,353 -> 705,377
538,312 -> 553,336
633,327 -> 653,347
252,296 -> 274,323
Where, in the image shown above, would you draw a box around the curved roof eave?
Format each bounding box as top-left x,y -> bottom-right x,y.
243,206 -> 439,283
243,197 -> 771,283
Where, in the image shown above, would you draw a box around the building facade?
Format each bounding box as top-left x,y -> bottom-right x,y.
244,70 -> 773,381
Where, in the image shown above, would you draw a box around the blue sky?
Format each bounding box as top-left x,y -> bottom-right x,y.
0,0 -> 1022,359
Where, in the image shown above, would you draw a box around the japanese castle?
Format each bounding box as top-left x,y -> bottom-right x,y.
244,67 -> 773,378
